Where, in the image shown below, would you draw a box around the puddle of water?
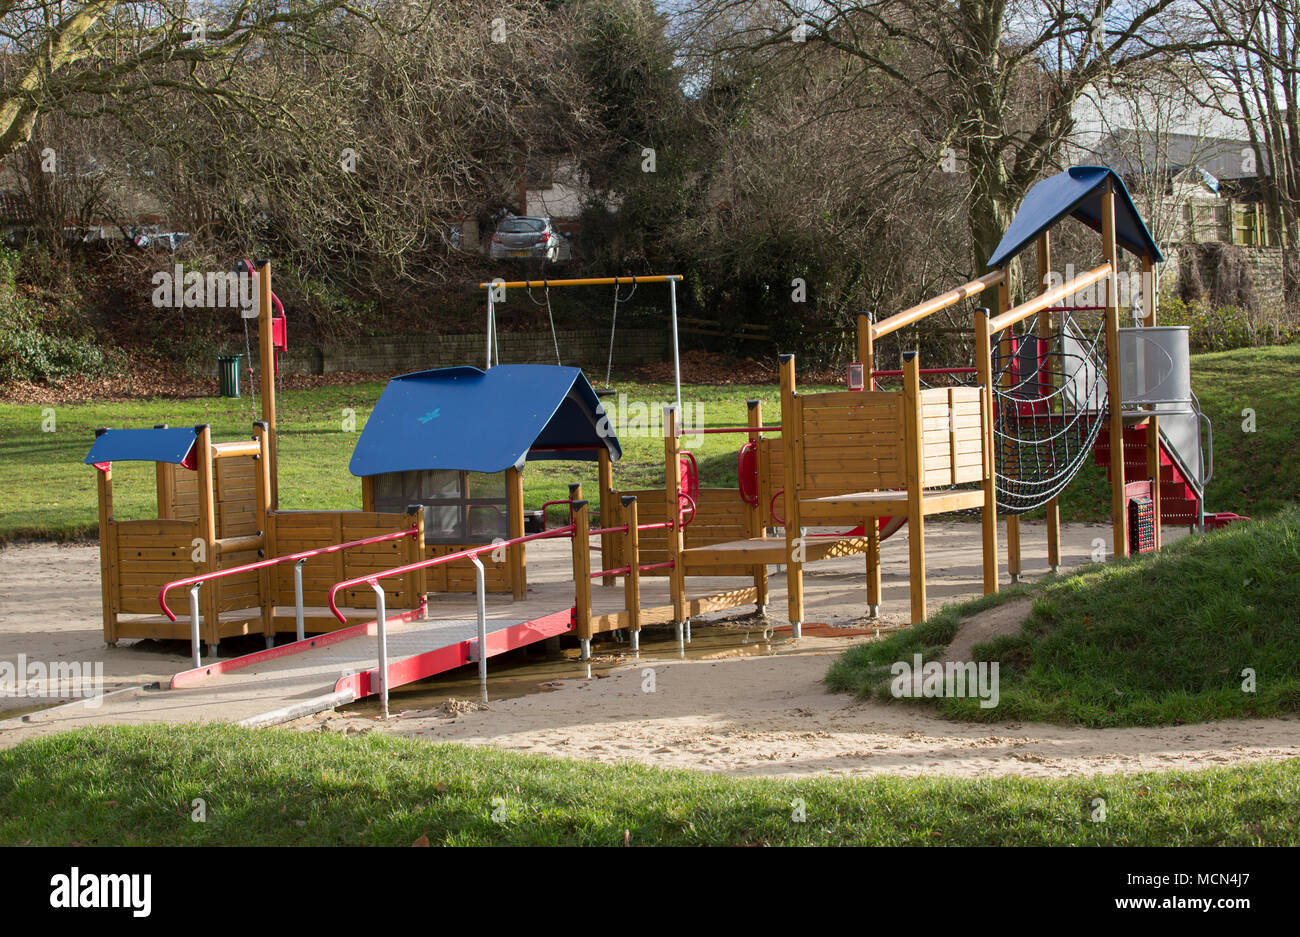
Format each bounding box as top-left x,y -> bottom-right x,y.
0,700 -> 62,722
341,618 -> 824,718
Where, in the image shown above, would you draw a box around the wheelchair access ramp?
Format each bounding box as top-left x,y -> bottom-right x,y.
5,608 -> 573,736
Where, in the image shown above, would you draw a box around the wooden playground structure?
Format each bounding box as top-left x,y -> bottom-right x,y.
83,168 -> 1234,715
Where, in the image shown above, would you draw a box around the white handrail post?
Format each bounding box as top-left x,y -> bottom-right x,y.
188,582 -> 203,668
468,553 -> 489,701
294,558 -> 307,642
369,580 -> 389,719
669,277 -> 682,413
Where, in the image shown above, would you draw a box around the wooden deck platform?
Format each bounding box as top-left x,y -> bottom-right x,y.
683,535 -> 871,568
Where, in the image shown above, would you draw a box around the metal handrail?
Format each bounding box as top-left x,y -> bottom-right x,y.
158,526 -> 420,621
326,525 -> 578,623
158,525 -> 420,668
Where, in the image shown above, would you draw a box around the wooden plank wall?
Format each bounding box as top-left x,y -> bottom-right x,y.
168,459 -> 264,612
611,487 -> 756,577
919,386 -> 986,488
270,511 -> 424,610
168,460 -> 258,537
796,390 -> 905,493
425,543 -> 511,594
112,519 -> 201,614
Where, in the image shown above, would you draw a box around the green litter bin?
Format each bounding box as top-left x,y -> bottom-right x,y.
217,354 -> 244,398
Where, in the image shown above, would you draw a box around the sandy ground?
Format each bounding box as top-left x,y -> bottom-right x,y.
4,521 -> 1298,778
312,637 -> 1300,778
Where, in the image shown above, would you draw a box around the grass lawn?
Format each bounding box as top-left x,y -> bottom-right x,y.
2,344 -> 1296,542
0,724 -> 1295,845
0,377 -> 811,542
827,504 -> 1300,727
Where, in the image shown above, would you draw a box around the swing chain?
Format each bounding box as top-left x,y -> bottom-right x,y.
606,276 -> 637,388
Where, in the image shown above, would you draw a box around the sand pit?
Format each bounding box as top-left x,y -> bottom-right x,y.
4,522 -> 1298,778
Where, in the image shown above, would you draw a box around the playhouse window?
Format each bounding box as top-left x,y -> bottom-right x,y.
373,469 -> 508,545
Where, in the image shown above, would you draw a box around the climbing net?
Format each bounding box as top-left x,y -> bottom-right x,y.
986,310 -> 1108,514
898,309 -> 1108,515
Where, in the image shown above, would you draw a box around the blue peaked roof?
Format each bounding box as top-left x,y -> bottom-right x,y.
986,166 -> 1164,269
84,427 -> 198,467
348,365 -> 621,477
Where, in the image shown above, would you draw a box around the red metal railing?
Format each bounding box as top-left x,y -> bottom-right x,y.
693,425 -> 781,434
871,366 -> 977,378
327,525 -> 578,623
158,525 -> 421,621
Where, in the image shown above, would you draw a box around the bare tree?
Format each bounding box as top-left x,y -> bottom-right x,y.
1198,1 -> 1299,249
0,0 -> 360,162
673,1 -> 1222,273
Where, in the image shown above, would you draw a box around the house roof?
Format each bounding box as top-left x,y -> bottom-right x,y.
84,427 -> 198,468
986,166 -> 1164,269
1095,129 -> 1269,182
348,365 -> 621,477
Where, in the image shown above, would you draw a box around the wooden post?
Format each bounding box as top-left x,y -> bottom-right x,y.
622,496 -> 641,635
94,429 -> 118,644
506,466 -> 526,599
902,352 -> 927,623
597,447 -> 615,588
1102,180 -> 1128,557
406,504 -> 427,606
361,475 -> 376,512
257,261 -> 278,509
571,499 -> 592,643
778,355 -> 805,627
1142,253 -> 1161,550
1036,236 -> 1061,572
747,399 -> 769,610
998,276 -> 1021,582
975,309 -> 1000,594
857,312 -> 874,389
664,406 -> 686,626
195,424 -> 220,649
253,422 -> 274,640
153,424 -> 173,518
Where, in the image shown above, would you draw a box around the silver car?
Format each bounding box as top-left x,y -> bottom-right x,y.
489,215 -> 570,262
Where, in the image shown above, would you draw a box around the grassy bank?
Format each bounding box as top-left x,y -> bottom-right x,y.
0,725 -> 1295,845
827,505 -> 1300,727
2,344 -> 1296,542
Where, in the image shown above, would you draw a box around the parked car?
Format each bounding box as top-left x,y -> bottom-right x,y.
129,226 -> 191,250
489,215 -> 570,262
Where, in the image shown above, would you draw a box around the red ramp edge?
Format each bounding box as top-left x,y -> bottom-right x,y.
337,608 -> 576,700
168,604 -> 427,689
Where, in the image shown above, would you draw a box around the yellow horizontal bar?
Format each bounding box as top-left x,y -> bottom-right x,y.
478,275 -> 682,289
986,262 -> 1112,333
872,270 -> 1005,341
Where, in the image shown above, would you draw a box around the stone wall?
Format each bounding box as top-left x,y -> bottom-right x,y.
1160,244 -> 1287,314
280,327 -> 671,376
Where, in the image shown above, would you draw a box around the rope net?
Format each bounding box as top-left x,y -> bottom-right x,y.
986,311 -> 1108,514
887,310 -> 1108,515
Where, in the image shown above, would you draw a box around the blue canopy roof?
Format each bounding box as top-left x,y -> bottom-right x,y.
84,427 -> 198,467
349,365 -> 621,477
986,166 -> 1164,269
